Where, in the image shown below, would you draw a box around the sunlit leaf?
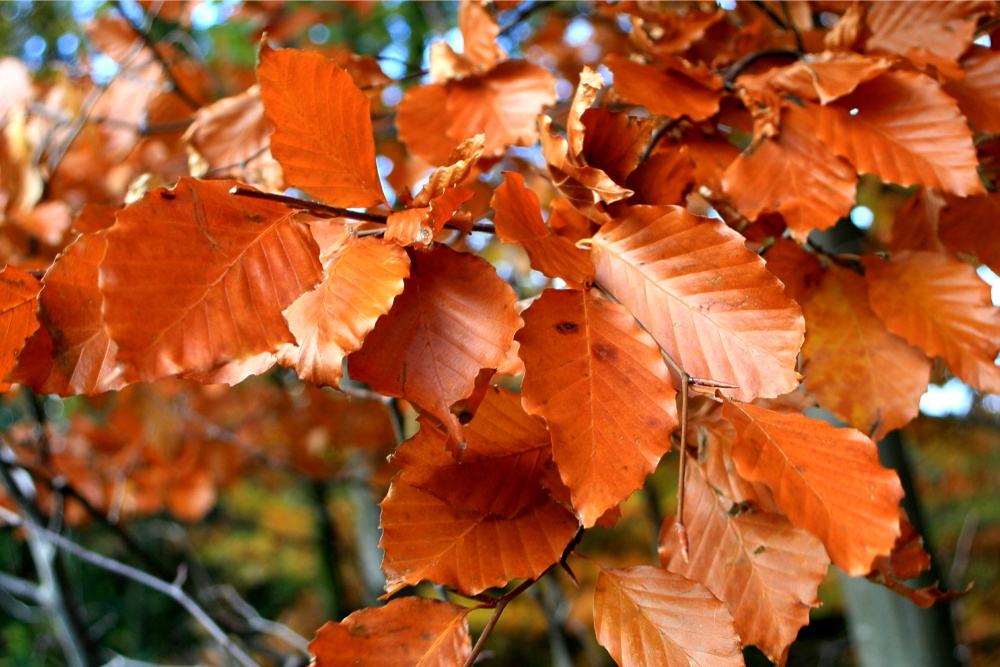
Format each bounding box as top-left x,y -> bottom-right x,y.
311,597 -> 471,667
594,565 -> 745,667
605,55 -> 722,122
724,400 -> 904,575
516,288 -> 677,527
258,43 -> 386,207
100,178 -> 322,382
591,205 -> 804,401
864,251 -> 1000,394
0,266 -> 40,392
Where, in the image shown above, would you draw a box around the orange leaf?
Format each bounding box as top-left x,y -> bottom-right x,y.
762,238 -> 823,305
865,1 -> 990,65
349,245 -> 522,444
182,85 -> 281,189
660,462 -> 828,664
491,171 -> 595,286
936,192 -> 1000,275
723,103 -> 857,241
591,206 -> 804,401
397,62 -> 556,165
310,597 -> 471,667
802,267 -> 931,440
605,54 -> 721,122
593,565 -> 744,667
379,478 -> 578,596
864,251 -> 1000,394
391,387 -> 556,518
625,145 -> 695,206
724,400 -> 904,575
0,266 -> 40,392
767,52 -> 892,105
257,43 -> 386,207
943,47 -> 1000,134
10,233 -> 124,395
516,289 -> 678,527
277,237 -> 409,388
580,107 -> 655,187
100,178 -> 323,382
810,71 -> 983,196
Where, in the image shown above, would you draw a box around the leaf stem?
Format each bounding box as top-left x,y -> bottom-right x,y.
463,577 -> 539,667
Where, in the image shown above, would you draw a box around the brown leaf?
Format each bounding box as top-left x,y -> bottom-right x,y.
0,266 -> 40,392
591,206 -> 804,401
864,251 -> 1000,394
660,462 -> 828,664
943,47 -> 1000,134
768,52 -> 892,105
581,107 -> 655,187
516,289 -> 678,527
397,61 -> 556,165
594,565 -> 745,667
802,267 -> 931,440
865,1 -> 991,66
724,103 -> 857,241
257,43 -> 386,207
379,478 -> 578,596
491,171 -> 595,286
100,178 -> 323,382
10,233 -> 124,395
605,54 -> 722,122
810,71 -> 983,196
349,245 -> 522,444
625,145 -> 695,207
724,400 -> 904,575
762,239 -> 824,305
311,597 -> 471,667
278,238 -> 409,388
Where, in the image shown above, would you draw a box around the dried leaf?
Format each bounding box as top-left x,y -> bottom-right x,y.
625,145 -> 695,207
802,267 -> 931,440
724,400 -> 904,575
491,171 -> 595,286
100,178 -> 323,382
311,597 -> 471,667
943,47 -> 1000,134
811,71 -> 983,196
865,1 -> 990,65
594,565 -> 745,667
724,103 -> 857,241
349,245 -> 522,444
516,289 -> 678,527
591,206 -> 804,401
258,43 -> 386,207
605,55 -> 721,122
0,266 -> 40,391
768,52 -> 892,105
581,108 -> 655,188
864,251 -> 1000,394
278,238 -> 409,387
660,463 -> 828,664
10,233 -> 124,395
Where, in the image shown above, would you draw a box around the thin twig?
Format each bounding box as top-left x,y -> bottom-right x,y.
462,576 -> 541,667
779,0 -> 806,53
640,119 -> 680,165
114,1 -> 201,110
498,0 -> 550,37
229,187 -> 389,223
0,506 -> 261,667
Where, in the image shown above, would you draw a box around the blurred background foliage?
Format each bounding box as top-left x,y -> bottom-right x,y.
0,1 -> 998,666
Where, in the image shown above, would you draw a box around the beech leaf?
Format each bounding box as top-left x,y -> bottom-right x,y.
349,245 -> 522,444
802,267 -> 931,440
100,178 -> 323,382
605,55 -> 721,122
659,462 -> 828,663
864,251 -> 1000,394
590,206 -> 804,401
724,400 -> 904,575
811,71 -> 983,196
10,233 -> 124,395
594,565 -> 745,667
258,43 -> 386,207
0,266 -> 40,392
311,597 -> 471,667
277,237 -> 409,388
516,288 -> 678,527
491,172 -> 595,286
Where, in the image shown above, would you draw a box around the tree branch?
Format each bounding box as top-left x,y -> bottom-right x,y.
229,187 -> 390,223
0,505 -> 261,667
463,576 -> 541,667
